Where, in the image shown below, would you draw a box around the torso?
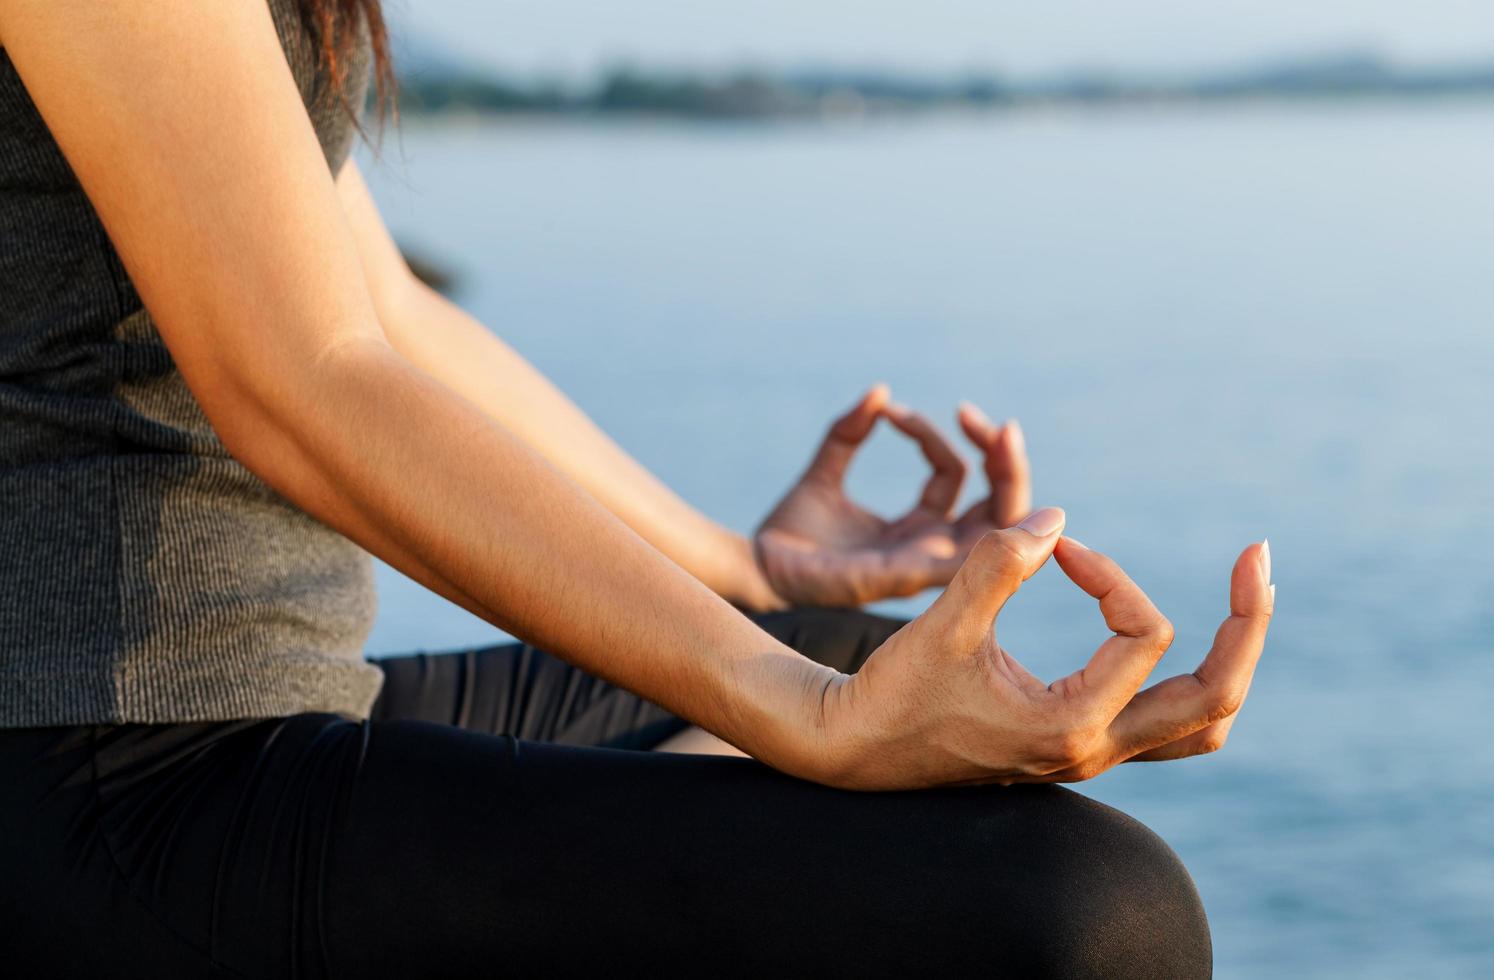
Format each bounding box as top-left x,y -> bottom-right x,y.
0,0 -> 384,725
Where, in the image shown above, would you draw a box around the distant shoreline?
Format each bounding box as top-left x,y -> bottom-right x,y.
389,52 -> 1494,122
382,91 -> 1494,131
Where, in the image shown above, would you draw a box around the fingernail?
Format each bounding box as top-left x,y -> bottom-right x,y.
1016,506 -> 1065,537
960,401 -> 990,426
1004,418 -> 1026,454
1259,539 -> 1272,584
1062,536 -> 1089,551
1269,583 -> 1277,604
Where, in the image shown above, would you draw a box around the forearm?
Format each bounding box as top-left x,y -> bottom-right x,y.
380,281 -> 785,612
216,334 -> 823,768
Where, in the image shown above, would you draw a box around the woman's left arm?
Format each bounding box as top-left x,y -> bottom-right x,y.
336,161 -> 787,612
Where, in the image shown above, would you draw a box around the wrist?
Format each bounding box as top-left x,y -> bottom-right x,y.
719,641 -> 843,780
719,530 -> 789,613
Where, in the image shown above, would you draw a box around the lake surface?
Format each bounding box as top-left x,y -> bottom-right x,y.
357,103 -> 1494,978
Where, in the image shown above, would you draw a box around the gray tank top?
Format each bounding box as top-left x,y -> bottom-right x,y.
0,0 -> 385,725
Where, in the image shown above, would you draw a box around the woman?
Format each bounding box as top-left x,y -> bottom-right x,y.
0,1 -> 1273,976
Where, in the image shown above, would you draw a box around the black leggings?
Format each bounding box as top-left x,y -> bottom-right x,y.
0,609 -> 1211,978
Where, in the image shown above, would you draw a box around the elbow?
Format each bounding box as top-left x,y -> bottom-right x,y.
196,371 -> 318,500
190,328 -> 396,497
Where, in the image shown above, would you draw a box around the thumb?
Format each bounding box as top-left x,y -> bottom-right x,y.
938,506 -> 1066,629
802,383 -> 890,487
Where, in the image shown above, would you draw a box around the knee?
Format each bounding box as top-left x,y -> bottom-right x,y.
716,779 -> 1209,978
969,786 -> 1213,979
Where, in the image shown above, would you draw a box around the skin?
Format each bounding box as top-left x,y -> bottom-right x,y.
0,0 -> 1274,789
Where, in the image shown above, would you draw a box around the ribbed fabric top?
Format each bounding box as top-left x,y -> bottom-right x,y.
0,0 -> 385,725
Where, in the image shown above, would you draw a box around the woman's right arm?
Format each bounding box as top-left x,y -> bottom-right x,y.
0,0 -> 1273,789
0,0 -> 833,771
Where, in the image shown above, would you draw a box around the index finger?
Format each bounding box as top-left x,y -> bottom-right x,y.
1048,537 -> 1176,720
1103,541 -> 1275,758
884,402 -> 968,516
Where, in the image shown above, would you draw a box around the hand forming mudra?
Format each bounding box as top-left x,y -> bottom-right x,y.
794,506 -> 1275,788
756,383 -> 1031,607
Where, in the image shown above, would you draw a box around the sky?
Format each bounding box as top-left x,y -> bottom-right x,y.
391,0 -> 1494,78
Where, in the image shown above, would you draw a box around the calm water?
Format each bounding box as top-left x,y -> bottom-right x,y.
357,104 -> 1494,978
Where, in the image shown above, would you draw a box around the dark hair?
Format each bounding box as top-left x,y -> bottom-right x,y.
296,0 -> 396,133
